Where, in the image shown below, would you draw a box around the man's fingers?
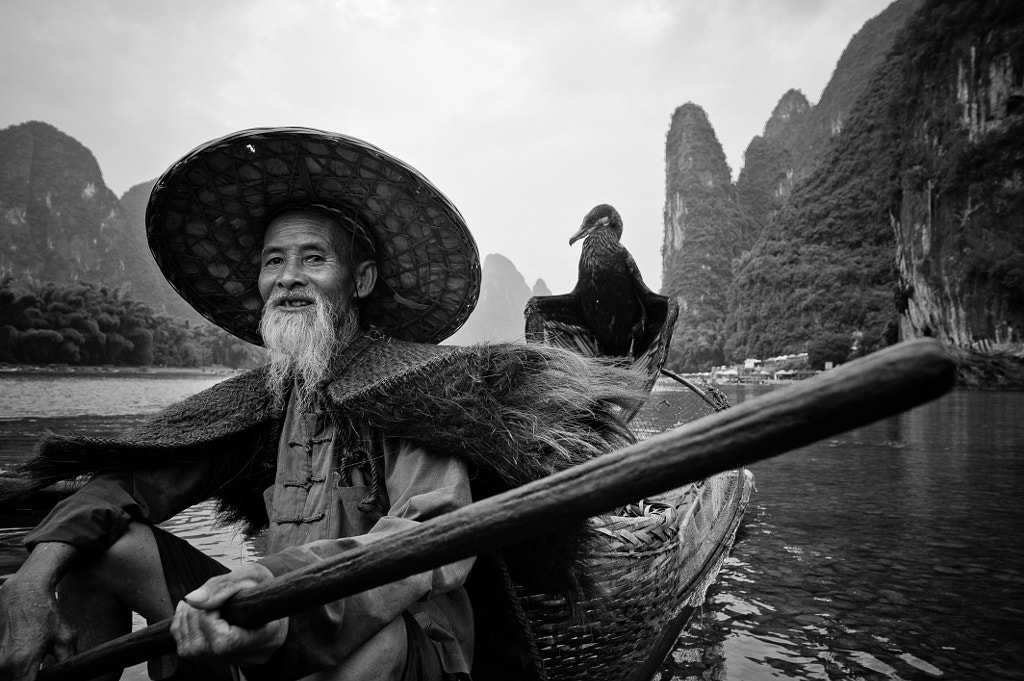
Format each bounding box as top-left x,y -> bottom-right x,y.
171,601 -> 205,657
8,650 -> 44,681
184,568 -> 265,610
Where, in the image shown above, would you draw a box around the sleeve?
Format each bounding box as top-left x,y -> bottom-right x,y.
249,439 -> 475,679
22,459 -> 215,557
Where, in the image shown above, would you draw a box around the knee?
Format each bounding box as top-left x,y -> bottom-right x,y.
58,523 -> 171,618
85,523 -> 162,585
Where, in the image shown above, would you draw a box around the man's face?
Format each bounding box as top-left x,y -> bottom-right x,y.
258,210 -> 377,402
258,210 -> 375,312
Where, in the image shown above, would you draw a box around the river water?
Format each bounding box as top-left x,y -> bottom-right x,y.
0,372 -> 1021,680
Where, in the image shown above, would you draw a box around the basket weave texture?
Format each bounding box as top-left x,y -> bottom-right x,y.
514,384 -> 745,680
518,471 -> 743,681
518,500 -> 683,679
146,128 -> 481,345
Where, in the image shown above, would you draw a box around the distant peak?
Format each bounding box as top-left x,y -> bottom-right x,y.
672,102 -> 711,124
764,89 -> 811,139
666,101 -> 731,184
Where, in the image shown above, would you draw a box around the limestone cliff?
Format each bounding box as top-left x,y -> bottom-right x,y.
0,121 -> 133,284
723,0 -> 1024,368
0,122 -> 201,324
893,0 -> 1024,352
662,103 -> 754,370
735,90 -> 809,235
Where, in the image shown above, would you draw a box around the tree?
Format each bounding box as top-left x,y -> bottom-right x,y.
807,332 -> 852,370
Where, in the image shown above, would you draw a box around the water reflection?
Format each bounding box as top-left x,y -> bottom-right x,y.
659,386 -> 1024,680
0,372 -> 225,419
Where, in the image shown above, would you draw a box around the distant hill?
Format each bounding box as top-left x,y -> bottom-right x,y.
735,0 -> 923,241
118,179 -> 211,325
445,253 -> 534,345
0,121 -> 134,284
0,121 -> 208,326
779,0 -> 925,186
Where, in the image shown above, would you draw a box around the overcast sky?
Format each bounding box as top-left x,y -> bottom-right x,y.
1,0 -> 895,295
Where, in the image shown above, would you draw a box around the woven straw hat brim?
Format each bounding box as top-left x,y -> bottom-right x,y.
146,127 -> 481,345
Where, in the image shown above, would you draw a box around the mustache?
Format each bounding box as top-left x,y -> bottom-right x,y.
264,287 -> 327,307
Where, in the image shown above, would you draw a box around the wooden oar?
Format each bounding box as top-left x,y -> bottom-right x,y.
36,338 -> 955,681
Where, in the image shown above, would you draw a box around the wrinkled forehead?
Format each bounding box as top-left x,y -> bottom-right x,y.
262,208 -> 348,257
263,206 -> 377,263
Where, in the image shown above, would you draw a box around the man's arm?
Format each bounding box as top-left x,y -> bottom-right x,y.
0,543 -> 81,681
1,459 -> 216,680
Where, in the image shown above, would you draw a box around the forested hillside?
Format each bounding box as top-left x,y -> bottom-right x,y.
0,122 -> 258,367
663,0 -> 1024,383
725,0 -> 1024,365
662,1 -> 921,371
0,275 -> 261,367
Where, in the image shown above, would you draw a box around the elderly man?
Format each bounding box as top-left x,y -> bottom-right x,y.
0,129 -> 637,681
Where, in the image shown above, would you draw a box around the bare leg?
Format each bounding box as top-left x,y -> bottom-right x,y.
55,523 -> 173,681
303,616 -> 408,681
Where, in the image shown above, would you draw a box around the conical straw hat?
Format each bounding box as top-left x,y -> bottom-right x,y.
147,127 -> 480,345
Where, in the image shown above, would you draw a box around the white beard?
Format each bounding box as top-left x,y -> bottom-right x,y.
259,289 -> 359,411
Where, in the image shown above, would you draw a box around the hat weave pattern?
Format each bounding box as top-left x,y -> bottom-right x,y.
147,128 -> 480,345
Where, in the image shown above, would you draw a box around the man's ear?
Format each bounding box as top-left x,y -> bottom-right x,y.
353,261 -> 377,299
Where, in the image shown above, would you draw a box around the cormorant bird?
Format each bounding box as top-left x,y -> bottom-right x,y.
525,204 -> 679,398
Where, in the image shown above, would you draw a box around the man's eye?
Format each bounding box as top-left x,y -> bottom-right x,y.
263,256 -> 283,267
305,255 -> 325,264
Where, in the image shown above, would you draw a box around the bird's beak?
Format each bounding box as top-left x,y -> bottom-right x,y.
569,223 -> 590,246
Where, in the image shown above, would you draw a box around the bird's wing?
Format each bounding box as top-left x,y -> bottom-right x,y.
600,246 -> 678,395
617,249 -> 675,355
524,294 -> 602,357
622,249 -> 658,298
631,295 -> 679,394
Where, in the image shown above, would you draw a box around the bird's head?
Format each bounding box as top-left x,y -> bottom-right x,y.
569,204 -> 623,246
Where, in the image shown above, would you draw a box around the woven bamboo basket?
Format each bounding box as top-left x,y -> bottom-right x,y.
515,470 -> 750,681
517,498 -> 686,679
512,381 -> 752,681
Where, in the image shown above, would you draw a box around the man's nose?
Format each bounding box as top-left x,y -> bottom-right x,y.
277,259 -> 307,288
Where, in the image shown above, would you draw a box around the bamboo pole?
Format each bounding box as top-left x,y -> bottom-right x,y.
37,338 -> 955,681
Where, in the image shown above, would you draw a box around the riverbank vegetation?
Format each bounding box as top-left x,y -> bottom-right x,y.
0,275 -> 263,369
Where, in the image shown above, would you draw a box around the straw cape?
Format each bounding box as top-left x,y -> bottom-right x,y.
146,127 -> 481,345
3,333 -> 642,679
